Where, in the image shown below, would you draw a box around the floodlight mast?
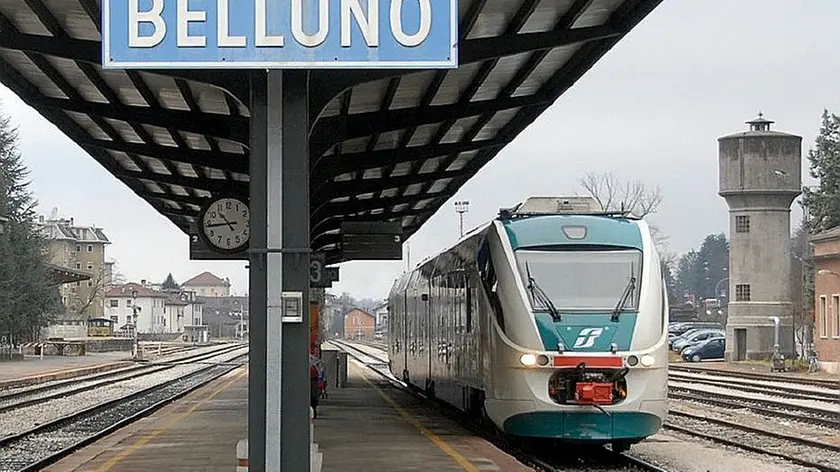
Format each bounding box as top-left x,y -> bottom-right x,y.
454,200 -> 470,237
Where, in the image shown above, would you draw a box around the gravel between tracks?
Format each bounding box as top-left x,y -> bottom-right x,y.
632,432 -> 820,472
0,347 -> 247,438
667,413 -> 840,470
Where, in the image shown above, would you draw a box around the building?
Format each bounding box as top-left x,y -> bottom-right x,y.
373,302 -> 388,334
810,227 -> 840,374
104,283 -> 168,334
105,282 -> 206,336
161,289 -> 207,341
344,308 -> 375,341
718,114 -> 801,360
181,271 -> 231,297
37,214 -> 110,317
199,296 -> 248,339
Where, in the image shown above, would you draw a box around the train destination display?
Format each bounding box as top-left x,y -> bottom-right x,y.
103,0 -> 458,69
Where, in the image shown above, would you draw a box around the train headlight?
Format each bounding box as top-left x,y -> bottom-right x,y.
520,354 -> 537,366
537,355 -> 549,366
626,355 -> 639,366
640,354 -> 655,367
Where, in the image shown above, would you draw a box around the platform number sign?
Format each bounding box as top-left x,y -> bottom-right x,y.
310,252 -> 326,286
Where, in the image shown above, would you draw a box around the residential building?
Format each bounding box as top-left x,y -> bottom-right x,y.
161,289 -> 206,340
373,302 -> 389,334
182,271 -> 231,297
104,283 -> 168,334
810,227 -> 840,374
344,308 -> 375,341
199,296 -> 248,339
37,214 -> 110,317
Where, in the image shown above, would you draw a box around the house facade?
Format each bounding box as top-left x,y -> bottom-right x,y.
182,271 -> 231,297
104,282 -> 205,336
38,215 -> 110,317
373,302 -> 388,335
810,227 -> 840,374
344,308 -> 376,341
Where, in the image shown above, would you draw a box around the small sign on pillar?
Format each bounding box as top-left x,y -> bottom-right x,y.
281,292 -> 304,323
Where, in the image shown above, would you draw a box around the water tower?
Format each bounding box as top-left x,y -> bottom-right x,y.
718,113 -> 801,361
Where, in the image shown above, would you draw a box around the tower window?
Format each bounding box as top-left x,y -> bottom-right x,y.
735,284 -> 751,301
735,215 -> 750,233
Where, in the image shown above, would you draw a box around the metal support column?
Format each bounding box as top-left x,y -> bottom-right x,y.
248,69 -> 311,471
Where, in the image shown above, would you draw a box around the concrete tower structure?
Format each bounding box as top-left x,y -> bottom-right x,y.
718,113 -> 801,361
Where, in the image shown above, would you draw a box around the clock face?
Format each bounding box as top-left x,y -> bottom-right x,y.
201,197 -> 250,252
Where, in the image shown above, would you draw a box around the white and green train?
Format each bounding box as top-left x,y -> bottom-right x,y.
387,196 -> 669,451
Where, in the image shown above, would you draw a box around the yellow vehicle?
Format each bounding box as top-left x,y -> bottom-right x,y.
87,317 -> 115,337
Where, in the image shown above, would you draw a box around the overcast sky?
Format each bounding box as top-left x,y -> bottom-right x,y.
0,0 -> 835,300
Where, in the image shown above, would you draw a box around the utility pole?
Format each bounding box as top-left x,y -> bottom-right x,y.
455,200 -> 470,238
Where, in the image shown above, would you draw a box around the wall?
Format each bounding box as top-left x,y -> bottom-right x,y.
344,309 -> 375,340
813,242 -> 840,374
41,324 -> 87,340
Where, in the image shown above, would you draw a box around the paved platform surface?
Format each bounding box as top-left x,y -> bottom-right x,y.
46,358 -> 531,471
0,352 -> 131,383
318,360 -> 531,471
44,365 -> 249,472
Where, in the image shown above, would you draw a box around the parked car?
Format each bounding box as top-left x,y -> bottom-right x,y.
672,329 -> 724,352
682,336 -> 725,362
668,322 -> 723,345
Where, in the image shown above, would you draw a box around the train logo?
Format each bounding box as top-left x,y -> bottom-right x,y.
573,327 -> 604,349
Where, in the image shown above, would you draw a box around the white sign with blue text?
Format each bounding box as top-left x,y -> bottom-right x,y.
102,0 -> 458,69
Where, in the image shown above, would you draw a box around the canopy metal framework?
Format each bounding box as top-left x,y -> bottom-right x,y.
0,0 -> 663,265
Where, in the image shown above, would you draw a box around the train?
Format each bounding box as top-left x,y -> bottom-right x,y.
387,196 -> 669,451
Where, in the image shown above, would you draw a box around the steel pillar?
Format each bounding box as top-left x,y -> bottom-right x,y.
248,70 -> 311,472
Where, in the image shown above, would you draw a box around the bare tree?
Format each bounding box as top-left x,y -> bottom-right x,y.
577,172 -> 663,217
578,171 -> 668,253
75,267 -> 107,318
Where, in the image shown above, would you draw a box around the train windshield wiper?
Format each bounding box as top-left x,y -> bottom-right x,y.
611,265 -> 637,322
525,262 -> 562,322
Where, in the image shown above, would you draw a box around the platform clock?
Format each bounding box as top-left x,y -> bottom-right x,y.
199,196 -> 250,253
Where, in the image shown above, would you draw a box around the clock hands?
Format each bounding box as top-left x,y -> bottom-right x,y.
205,222 -> 238,228
219,213 -> 236,231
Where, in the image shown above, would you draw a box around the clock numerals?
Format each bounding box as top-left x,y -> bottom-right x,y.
202,197 -> 250,253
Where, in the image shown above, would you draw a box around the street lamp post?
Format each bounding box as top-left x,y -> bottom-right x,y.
131,290 -> 141,360
454,200 -> 470,237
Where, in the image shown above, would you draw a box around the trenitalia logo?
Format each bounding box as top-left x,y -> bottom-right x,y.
573,327 -> 604,349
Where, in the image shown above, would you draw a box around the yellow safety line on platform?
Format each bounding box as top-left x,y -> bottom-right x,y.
358,367 -> 481,472
94,365 -> 248,472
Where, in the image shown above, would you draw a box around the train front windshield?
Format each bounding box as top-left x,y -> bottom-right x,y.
515,249 -> 643,312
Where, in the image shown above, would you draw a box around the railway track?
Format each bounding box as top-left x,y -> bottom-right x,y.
665,410 -> 840,472
668,370 -> 839,403
330,340 -> 670,472
669,385 -> 840,429
0,349 -> 248,472
669,363 -> 839,389
0,344 -> 243,415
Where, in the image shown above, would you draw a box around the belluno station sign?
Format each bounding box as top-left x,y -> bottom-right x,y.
102,0 -> 458,69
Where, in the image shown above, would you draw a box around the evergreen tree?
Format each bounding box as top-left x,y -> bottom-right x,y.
674,233 -> 730,304
161,273 -> 179,290
802,109 -> 840,233
0,105 -> 60,344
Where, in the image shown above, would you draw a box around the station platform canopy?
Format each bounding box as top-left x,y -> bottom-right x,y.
0,0 -> 662,266
44,262 -> 92,287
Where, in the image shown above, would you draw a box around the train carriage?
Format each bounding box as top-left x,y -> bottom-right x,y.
388,196 -> 669,451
